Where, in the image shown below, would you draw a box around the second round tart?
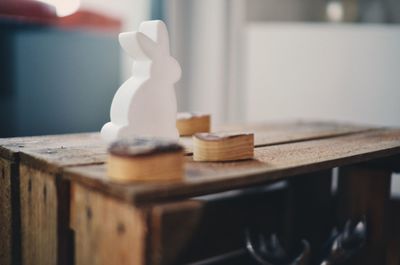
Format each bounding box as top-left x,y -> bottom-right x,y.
193,132 -> 254,162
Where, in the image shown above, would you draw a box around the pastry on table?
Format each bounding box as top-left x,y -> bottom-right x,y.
177,112 -> 211,136
107,138 -> 184,182
193,132 -> 254,162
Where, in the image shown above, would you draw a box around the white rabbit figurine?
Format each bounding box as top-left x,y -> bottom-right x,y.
101,20 -> 181,142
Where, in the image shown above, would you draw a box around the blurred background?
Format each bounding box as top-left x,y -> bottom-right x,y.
3,0 -> 400,193
1,0 -> 400,138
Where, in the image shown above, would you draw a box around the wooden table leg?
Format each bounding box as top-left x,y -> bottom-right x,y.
286,170 -> 333,261
337,164 -> 391,265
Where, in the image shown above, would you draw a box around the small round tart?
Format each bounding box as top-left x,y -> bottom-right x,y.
107,138 -> 184,182
193,132 -> 254,162
176,112 -> 211,136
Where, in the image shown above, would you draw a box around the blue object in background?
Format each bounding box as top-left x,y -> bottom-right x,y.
150,0 -> 165,20
0,24 -> 120,137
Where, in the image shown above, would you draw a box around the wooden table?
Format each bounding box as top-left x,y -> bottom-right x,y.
0,121 -> 399,265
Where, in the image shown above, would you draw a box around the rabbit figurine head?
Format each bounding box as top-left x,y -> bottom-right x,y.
119,20 -> 181,83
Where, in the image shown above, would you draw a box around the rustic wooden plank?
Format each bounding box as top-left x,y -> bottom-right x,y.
15,136 -> 188,174
20,163 -> 58,265
217,120 -> 372,147
149,183 -> 287,265
0,121 -> 369,166
71,183 -> 148,265
10,121 -> 371,173
0,158 -> 13,265
20,146 -> 108,174
0,133 -> 106,265
337,165 -> 391,265
19,163 -> 75,265
0,158 -> 20,265
0,133 -> 103,161
181,120 -> 371,153
150,200 -> 202,265
0,132 -> 191,163
64,129 -> 400,205
0,133 -> 104,265
0,121 -> 374,265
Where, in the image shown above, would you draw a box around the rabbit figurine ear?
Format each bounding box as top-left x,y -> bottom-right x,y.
119,31 -> 157,60
139,20 -> 170,54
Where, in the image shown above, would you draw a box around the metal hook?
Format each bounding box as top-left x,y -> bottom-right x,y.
245,229 -> 310,265
319,217 -> 367,265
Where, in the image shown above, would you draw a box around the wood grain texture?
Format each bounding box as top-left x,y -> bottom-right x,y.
20,163 -> 58,265
64,129 -> 400,205
0,133 -> 103,162
337,165 -> 391,265
0,121 -> 378,265
6,134 -> 194,174
182,120 -> 372,154
0,133 -> 105,265
71,183 -> 148,265
0,132 -> 189,166
150,200 -> 202,265
3,135 -> 177,265
0,121 -> 370,163
0,158 -> 20,265
0,158 -> 13,265
215,120 -> 372,147
0,133 -> 104,265
150,183 -> 287,265
19,144 -> 107,174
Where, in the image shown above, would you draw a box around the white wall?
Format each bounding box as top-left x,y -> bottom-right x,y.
245,23 -> 400,127
245,23 -> 400,194
166,0 -> 229,124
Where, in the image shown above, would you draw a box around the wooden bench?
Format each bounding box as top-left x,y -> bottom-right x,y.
0,121 -> 399,265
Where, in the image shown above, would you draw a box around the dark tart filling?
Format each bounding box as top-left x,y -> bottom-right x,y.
109,138 -> 183,157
